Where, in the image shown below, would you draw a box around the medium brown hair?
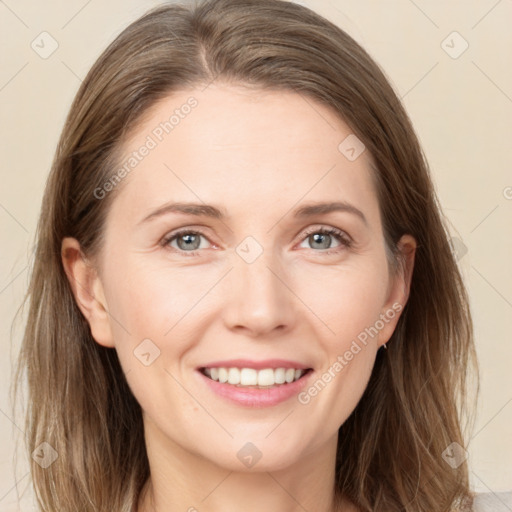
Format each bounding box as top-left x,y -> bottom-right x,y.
14,0 -> 478,510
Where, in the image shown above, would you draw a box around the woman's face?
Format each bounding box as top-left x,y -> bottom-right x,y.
70,84 -> 413,472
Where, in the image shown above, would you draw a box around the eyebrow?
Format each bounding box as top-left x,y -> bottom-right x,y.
138,200 -> 367,226
294,201 -> 367,225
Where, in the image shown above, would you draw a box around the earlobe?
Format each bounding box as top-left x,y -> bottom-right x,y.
61,237 -> 115,348
378,234 -> 417,348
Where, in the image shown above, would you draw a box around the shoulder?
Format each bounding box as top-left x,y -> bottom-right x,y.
472,491 -> 512,512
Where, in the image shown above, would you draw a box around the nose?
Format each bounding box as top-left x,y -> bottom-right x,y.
222,245 -> 297,338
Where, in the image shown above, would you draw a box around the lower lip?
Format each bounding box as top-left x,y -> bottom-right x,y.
197,369 -> 313,408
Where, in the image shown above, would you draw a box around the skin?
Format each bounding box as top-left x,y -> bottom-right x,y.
62,84 -> 416,512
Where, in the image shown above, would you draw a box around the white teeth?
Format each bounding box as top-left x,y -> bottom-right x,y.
228,367 -> 240,385
257,369 -> 275,386
218,367 -> 228,383
240,368 -> 258,386
202,367 -> 308,387
274,368 -> 286,384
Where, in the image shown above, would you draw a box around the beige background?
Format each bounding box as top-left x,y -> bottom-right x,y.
1,0 -> 511,509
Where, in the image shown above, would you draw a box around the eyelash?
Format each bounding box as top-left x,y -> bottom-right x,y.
161,226 -> 352,257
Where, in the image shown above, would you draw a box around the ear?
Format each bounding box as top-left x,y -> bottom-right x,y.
377,234 -> 417,348
61,237 -> 115,348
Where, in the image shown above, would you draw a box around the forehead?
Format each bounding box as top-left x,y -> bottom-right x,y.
109,83 -> 379,224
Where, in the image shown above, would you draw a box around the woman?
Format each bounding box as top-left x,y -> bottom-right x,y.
14,0 -> 478,510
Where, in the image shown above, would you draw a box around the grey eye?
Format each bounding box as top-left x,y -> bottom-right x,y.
176,233 -> 202,251
308,232 -> 335,249
166,231 -> 209,252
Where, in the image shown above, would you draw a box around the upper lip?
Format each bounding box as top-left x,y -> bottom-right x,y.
198,359 -> 312,370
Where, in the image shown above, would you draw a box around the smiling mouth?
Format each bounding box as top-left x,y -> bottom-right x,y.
199,366 -> 313,388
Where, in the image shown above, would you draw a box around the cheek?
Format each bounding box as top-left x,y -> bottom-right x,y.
294,259 -> 387,415
294,258 -> 390,342
101,255 -> 223,383
103,257 -> 202,334
102,261 -> 201,419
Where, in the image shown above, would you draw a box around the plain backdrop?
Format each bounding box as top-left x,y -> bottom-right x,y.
1,0 -> 511,510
